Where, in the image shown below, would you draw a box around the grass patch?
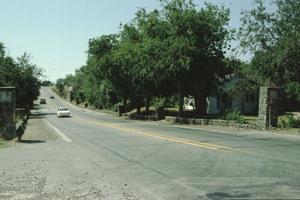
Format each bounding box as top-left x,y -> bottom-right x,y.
0,138 -> 8,148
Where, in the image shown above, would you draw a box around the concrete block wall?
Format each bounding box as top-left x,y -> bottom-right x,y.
0,87 -> 16,140
165,116 -> 258,129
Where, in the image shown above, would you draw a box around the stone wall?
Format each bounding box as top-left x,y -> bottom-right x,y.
0,87 -> 16,140
165,116 -> 259,129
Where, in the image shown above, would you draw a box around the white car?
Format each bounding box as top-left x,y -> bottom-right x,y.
57,107 -> 71,118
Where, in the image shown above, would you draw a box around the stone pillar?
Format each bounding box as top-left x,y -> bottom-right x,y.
258,87 -> 279,129
0,87 -> 16,139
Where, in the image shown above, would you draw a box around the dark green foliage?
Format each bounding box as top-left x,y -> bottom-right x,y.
56,0 -> 232,116
41,80 -> 53,86
224,109 -> 246,124
221,58 -> 263,101
239,0 -> 300,110
0,46 -> 42,109
279,114 -> 300,128
55,78 -> 65,97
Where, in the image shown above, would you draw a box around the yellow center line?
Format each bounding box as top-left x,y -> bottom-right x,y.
73,117 -> 234,151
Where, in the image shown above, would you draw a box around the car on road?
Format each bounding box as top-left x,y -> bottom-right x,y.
57,107 -> 71,118
40,99 -> 46,104
50,96 -> 55,99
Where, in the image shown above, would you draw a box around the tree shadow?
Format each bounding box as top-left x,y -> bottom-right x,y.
29,112 -> 57,119
206,192 -> 251,200
18,140 -> 46,144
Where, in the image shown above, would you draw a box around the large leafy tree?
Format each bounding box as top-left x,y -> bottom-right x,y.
160,0 -> 232,116
131,9 -> 170,113
15,54 -> 42,108
56,0 -> 232,116
0,44 -> 42,108
87,35 -> 121,106
239,0 -> 300,109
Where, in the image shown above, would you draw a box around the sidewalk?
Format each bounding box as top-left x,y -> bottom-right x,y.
20,116 -> 56,142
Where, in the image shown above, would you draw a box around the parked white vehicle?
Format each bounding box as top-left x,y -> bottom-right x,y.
57,107 -> 71,118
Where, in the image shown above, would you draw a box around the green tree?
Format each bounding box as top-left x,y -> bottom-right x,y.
56,0 -> 233,117
87,34 -> 133,109
41,80 -> 53,86
55,78 -> 65,96
0,46 -> 42,108
160,0 -> 232,116
15,53 -> 42,108
239,0 -> 300,109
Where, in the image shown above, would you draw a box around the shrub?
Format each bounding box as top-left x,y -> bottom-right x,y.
280,114 -> 300,128
224,109 -> 246,124
151,97 -> 178,108
112,102 -> 122,112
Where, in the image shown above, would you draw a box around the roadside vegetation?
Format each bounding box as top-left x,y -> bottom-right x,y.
56,0 -> 233,117
278,114 -> 300,129
56,0 -> 300,122
0,42 -> 42,140
0,43 -> 42,109
0,138 -> 7,148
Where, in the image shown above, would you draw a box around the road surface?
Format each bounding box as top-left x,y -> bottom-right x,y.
0,87 -> 300,199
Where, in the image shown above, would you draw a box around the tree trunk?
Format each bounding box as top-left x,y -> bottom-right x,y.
178,84 -> 184,117
123,97 -> 127,113
136,105 -> 141,114
145,94 -> 151,115
135,94 -> 143,114
194,95 -> 207,116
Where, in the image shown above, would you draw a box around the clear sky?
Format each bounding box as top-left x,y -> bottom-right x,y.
0,0 -> 273,82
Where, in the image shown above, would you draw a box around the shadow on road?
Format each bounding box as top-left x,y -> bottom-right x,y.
18,140 -> 46,144
31,104 -> 40,110
206,192 -> 251,200
29,112 -> 57,119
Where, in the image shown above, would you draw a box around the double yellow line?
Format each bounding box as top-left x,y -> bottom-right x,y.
74,117 -> 233,151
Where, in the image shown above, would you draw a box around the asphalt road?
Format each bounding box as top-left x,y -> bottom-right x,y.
1,87 -> 300,200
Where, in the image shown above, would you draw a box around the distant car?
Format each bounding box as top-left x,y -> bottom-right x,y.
40,99 -> 46,104
50,96 -> 55,99
57,107 -> 71,118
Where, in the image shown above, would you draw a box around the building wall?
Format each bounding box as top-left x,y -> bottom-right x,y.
231,96 -> 243,112
207,97 -> 221,114
244,94 -> 258,114
207,94 -> 258,115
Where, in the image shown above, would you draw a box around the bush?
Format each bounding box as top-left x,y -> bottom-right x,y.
151,97 -> 178,108
112,102 -> 122,112
224,109 -> 246,124
279,114 -> 300,128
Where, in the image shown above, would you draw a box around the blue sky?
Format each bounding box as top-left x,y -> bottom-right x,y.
0,0 -> 273,82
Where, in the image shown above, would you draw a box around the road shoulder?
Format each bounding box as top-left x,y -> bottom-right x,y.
163,123 -> 300,139
20,116 -> 57,142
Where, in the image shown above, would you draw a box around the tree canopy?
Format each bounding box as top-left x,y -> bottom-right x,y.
0,45 -> 42,108
57,0 -> 232,116
56,0 -> 300,115
239,0 -> 300,108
